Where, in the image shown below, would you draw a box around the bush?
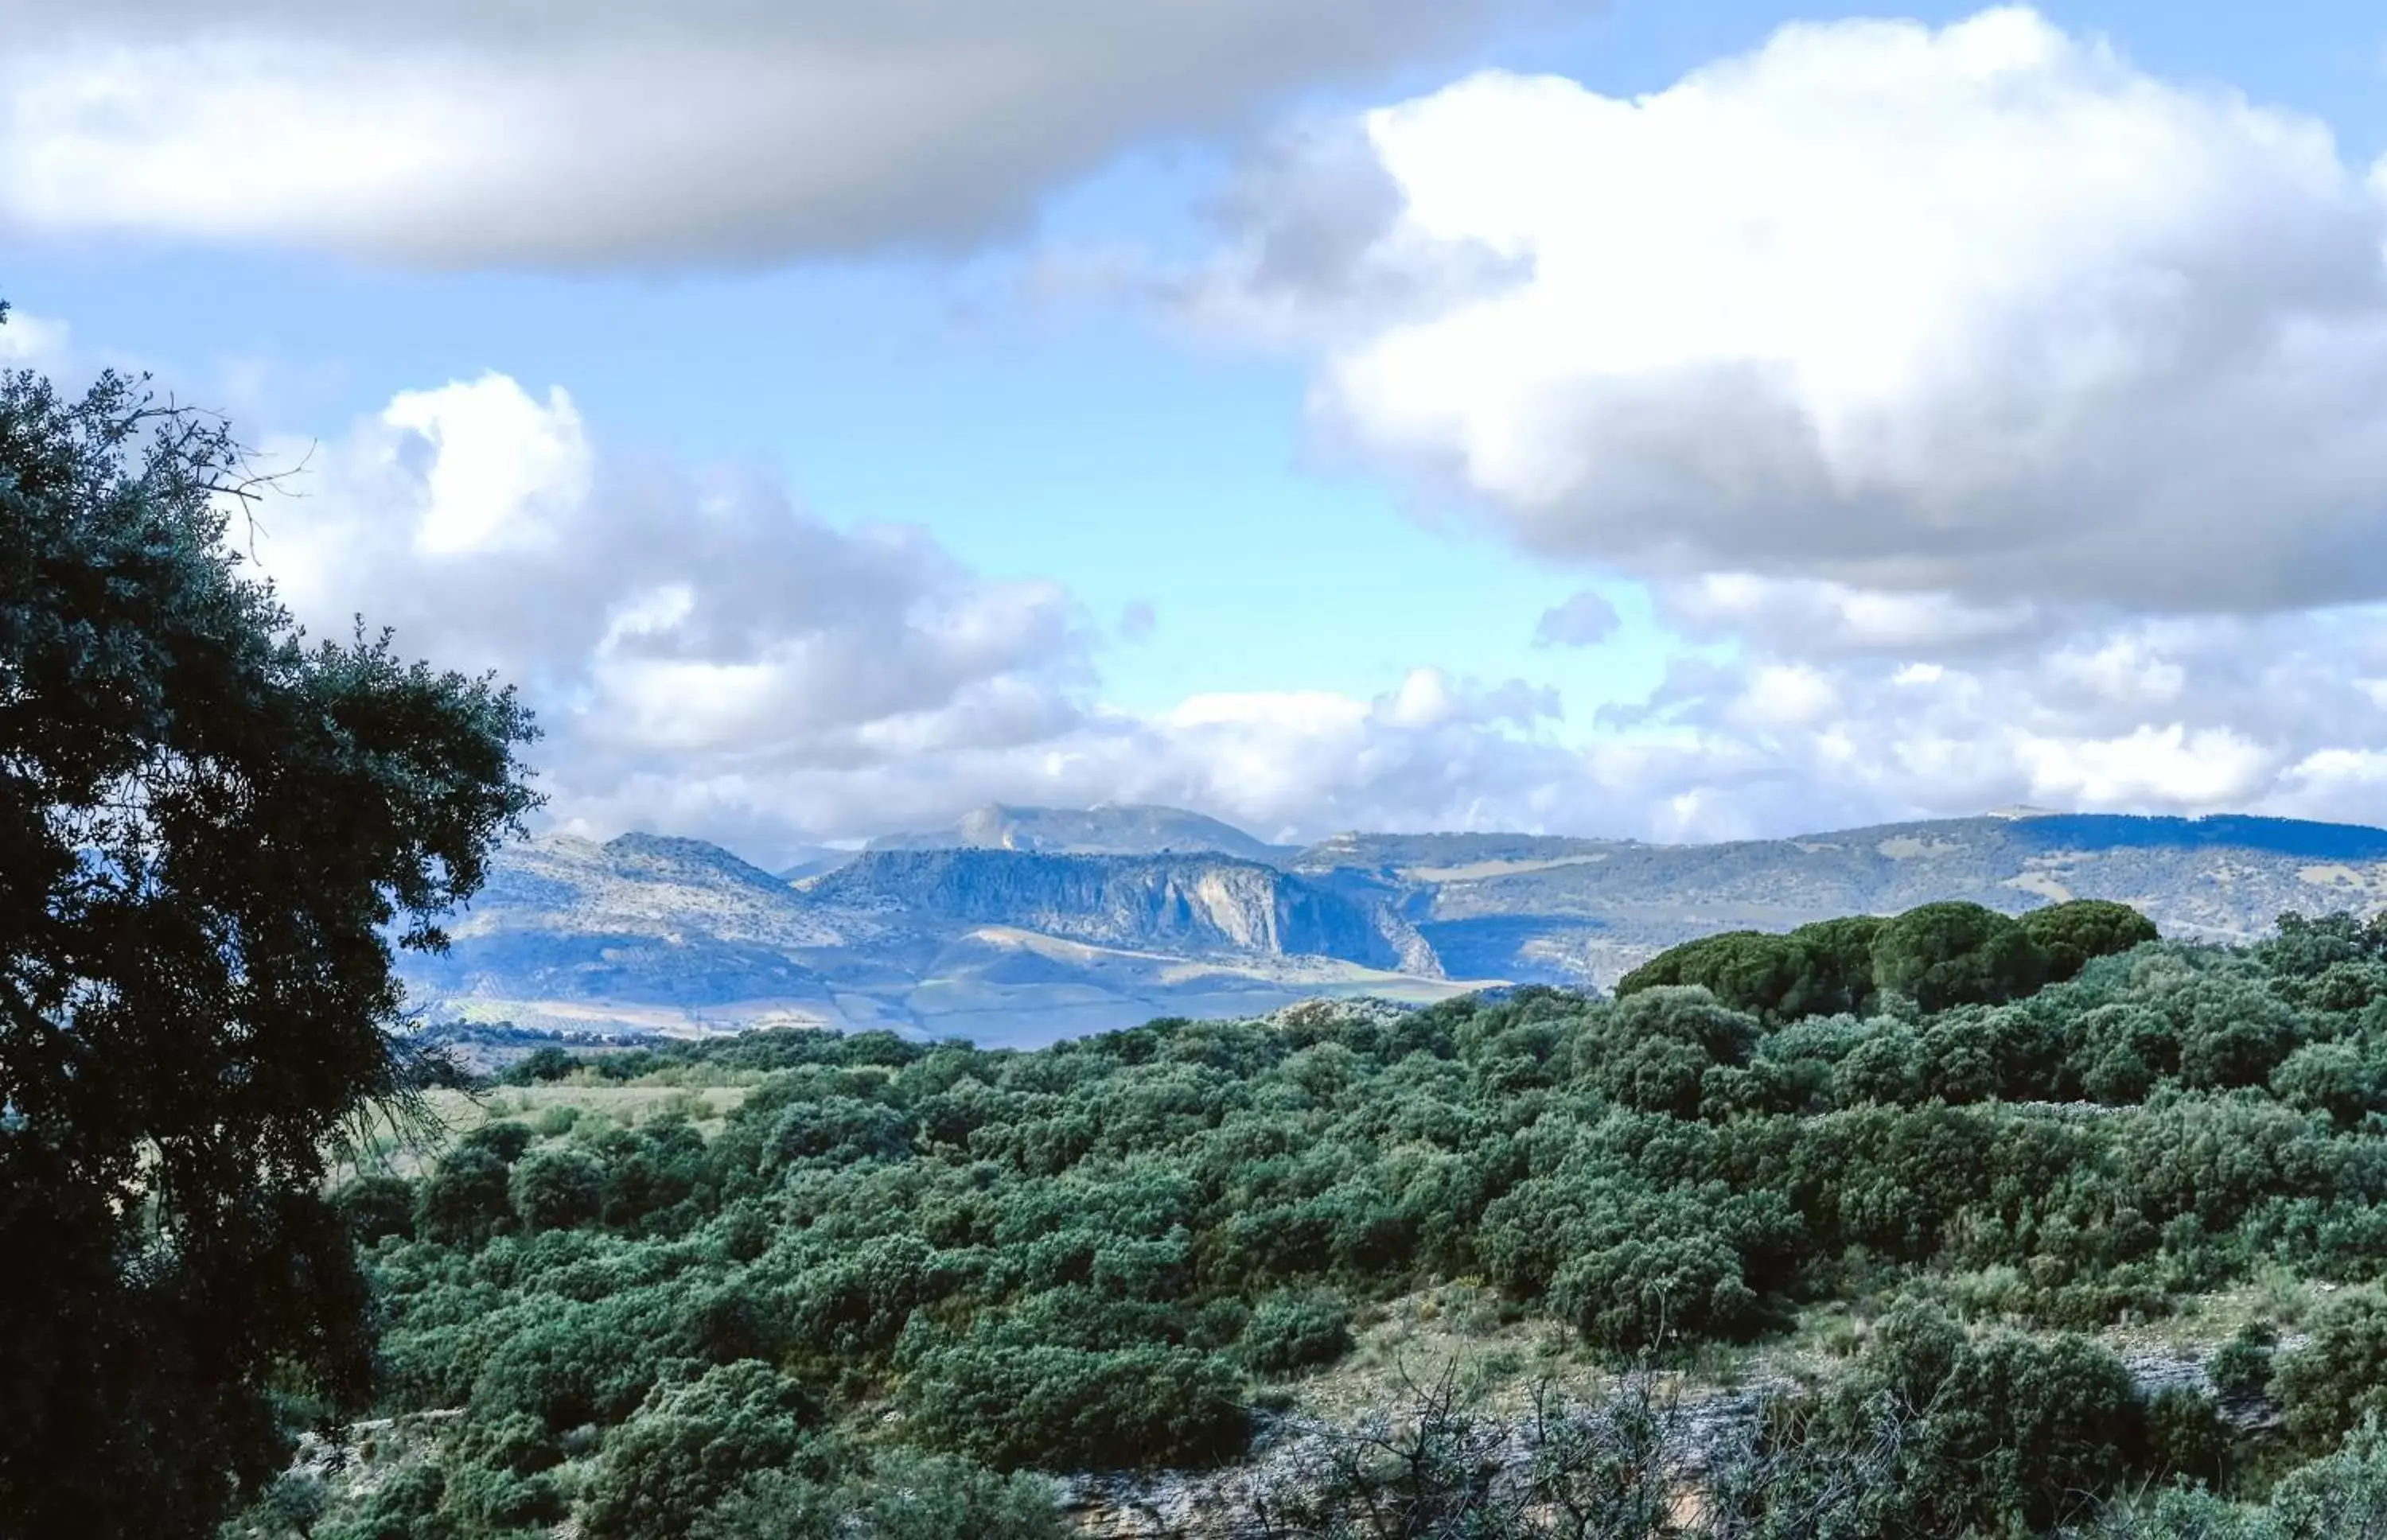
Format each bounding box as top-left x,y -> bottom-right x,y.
579,1361 -> 817,1540
2021,900 -> 2159,982
2272,1291 -> 2387,1450
334,1174 -> 418,1246
510,1148 -> 607,1231
1615,919 -> 1880,1021
2272,1041 -> 2387,1126
1237,1292 -> 1354,1377
314,1466 -> 449,1540
414,1146 -> 514,1246
2208,1322 -> 2277,1402
899,1341 -> 1246,1471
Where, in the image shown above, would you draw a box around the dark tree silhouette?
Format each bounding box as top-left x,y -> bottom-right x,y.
0,305 -> 539,1538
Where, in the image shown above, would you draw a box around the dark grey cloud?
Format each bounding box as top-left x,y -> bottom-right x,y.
1,0 -> 1524,266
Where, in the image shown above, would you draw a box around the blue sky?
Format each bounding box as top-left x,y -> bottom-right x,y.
8,1 -> 2387,857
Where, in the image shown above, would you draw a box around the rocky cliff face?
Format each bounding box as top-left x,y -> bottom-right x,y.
806,849 -> 1417,969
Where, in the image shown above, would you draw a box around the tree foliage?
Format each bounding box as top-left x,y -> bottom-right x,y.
0,323 -> 538,1538
1618,898 -> 2155,1021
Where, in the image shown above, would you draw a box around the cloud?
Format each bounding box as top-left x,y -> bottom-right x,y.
1217,7 -> 2387,615
0,307 -> 69,366
1602,605 -> 2387,831
253,372 -> 1095,857
1095,6 -> 2387,844
0,0 -> 1521,267
250,371 -> 1622,858
1532,589 -> 1620,648
249,377 -> 2387,853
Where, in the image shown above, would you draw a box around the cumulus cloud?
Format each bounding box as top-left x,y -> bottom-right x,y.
247,376 -> 2387,850
1091,6 -> 2387,842
251,372 -> 1096,858
1532,590 -> 1621,648
1602,605 -> 2387,831
249,371 -> 1630,858
1222,7 -> 2387,615
1654,574 -> 2050,657
0,0 -> 1522,267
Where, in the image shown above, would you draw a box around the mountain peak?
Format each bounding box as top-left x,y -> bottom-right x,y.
870,802 -> 1283,861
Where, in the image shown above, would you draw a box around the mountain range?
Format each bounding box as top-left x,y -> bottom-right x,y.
403,804 -> 2387,1048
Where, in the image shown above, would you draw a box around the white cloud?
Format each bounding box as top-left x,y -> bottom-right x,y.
1226,7 -> 2387,614
1727,664 -> 1841,733
248,371 -> 1638,859
0,0 -> 1518,266
242,375 -> 2387,851
1591,605 -> 2387,833
2016,724 -> 2274,807
1532,589 -> 1621,647
253,372 -> 1093,854
378,376 -> 591,554
1657,574 -> 2047,655
1070,6 -> 2387,845
0,307 -> 68,366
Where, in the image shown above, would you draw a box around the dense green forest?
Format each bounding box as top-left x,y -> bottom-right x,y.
227,900 -> 2387,1538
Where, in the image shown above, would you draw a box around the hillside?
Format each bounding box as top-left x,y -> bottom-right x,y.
282,920 -> 2387,1538
403,810 -> 2387,1046
1405,812 -> 2387,984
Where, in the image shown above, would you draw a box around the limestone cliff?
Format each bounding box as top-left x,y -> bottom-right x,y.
806,849 -> 1423,969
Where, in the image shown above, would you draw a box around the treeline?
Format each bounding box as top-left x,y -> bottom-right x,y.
1615,897 -> 2159,1020
259,906 -> 2387,1537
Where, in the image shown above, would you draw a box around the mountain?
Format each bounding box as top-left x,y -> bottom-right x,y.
805,848 -> 1427,967
403,809 -> 2387,1048
407,834 -> 1460,1047
866,801 -> 1288,861
773,844 -> 859,881
1391,812 -> 2387,984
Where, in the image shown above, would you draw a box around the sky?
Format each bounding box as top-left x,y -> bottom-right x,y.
7,0 -> 2387,862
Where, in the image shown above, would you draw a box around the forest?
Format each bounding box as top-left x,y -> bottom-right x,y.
230,899 -> 2387,1538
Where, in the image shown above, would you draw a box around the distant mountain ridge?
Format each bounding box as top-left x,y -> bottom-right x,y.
866,802 -> 1288,861
806,848 -> 1427,971
403,807 -> 2387,1048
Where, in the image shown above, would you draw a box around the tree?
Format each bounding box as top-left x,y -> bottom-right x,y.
2020,900 -> 2158,983
1615,918 -> 1883,1022
0,326 -> 538,1538
1871,901 -> 2048,1013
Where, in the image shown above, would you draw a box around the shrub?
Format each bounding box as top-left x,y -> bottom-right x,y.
579,1361 -> 817,1540
510,1148 -> 607,1231
414,1146 -> 514,1246
2208,1322 -> 2277,1402
333,1174 -> 418,1246
899,1340 -> 1246,1471
2022,900 -> 2159,982
2272,1291 -> 2387,1450
1238,1292 -> 1354,1377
